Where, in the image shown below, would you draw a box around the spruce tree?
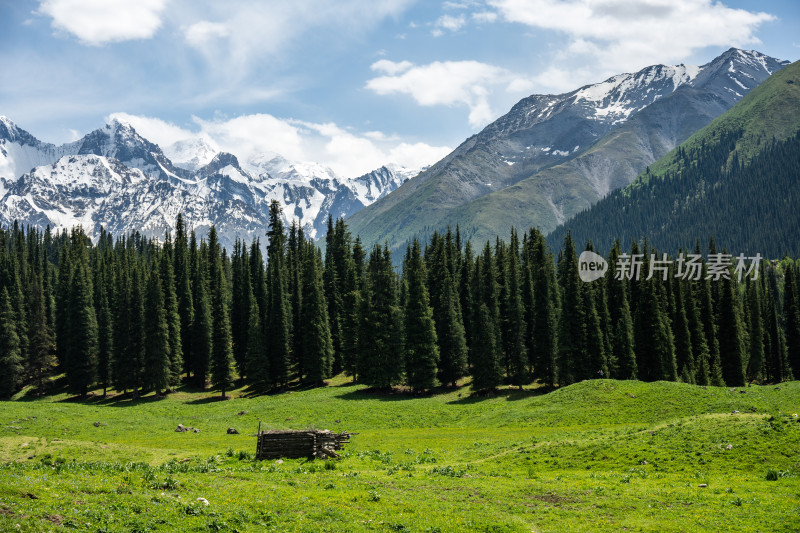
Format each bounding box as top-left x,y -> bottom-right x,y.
746,278 -> 765,382
0,287 -> 24,398
174,214 -> 194,380
531,230 -> 559,386
65,260 -> 99,398
403,239 -> 439,391
247,241 -> 269,389
301,246 -> 334,384
470,244 -> 503,391
359,244 -> 403,389
427,233 -> 467,387
504,230 -> 528,387
265,201 -> 291,388
342,237 -> 365,380
191,242 -> 212,389
557,232 -> 584,386
606,240 -> 636,380
230,239 -> 252,380
27,272 -> 55,394
159,242 -> 183,388
718,273 -> 746,387
143,261 -> 171,394
672,271 -> 694,383
783,262 -> 800,378
208,227 -> 234,398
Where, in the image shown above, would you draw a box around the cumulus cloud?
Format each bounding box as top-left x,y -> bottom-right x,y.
37,0 -> 168,45
367,60 -> 526,127
106,112 -> 450,179
432,14 -> 467,36
489,0 -> 775,90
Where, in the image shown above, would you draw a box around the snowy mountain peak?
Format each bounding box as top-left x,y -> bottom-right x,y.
164,137 -> 219,171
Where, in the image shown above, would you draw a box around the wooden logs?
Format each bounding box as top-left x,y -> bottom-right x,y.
255,429 -> 352,460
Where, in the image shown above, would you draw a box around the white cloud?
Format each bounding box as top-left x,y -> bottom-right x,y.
367,60 -> 520,127
107,112 -> 196,148
489,0 -> 775,89
472,11 -> 499,23
37,0 -> 168,45
180,0 -> 415,79
371,59 -> 414,76
106,112 -> 451,179
184,21 -> 230,48
433,14 -> 467,35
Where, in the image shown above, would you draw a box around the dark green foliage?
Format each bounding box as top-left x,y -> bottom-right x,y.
1,208 -> 798,397
403,239 -> 439,391
143,260 -> 170,394
266,201 -> 291,388
62,232 -> 99,398
208,227 -> 234,399
190,241 -> 212,389
503,230 -> 528,387
528,229 -> 559,387
470,244 -> 503,391
606,241 -> 636,380
557,232 -> 584,386
159,240 -> 183,388
0,287 -> 24,397
718,273 -> 746,387
301,245 -> 334,384
359,244 -> 403,389
426,232 -> 467,387
746,279 -> 765,382
784,262 -> 800,378
549,130 -> 800,258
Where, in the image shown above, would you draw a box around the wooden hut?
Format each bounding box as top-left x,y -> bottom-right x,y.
255,428 -> 352,460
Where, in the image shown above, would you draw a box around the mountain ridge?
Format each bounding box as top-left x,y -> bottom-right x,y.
346,48 -> 789,250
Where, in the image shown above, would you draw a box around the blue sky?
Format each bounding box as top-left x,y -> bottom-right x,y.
1,0 -> 798,178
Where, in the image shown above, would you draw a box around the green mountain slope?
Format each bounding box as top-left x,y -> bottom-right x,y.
446,85 -> 730,244
547,59 -> 800,255
346,49 -> 786,251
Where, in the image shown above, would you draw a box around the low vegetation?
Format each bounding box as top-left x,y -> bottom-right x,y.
1,377 -> 798,532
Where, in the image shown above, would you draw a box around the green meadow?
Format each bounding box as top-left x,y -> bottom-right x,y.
1,378 -> 799,532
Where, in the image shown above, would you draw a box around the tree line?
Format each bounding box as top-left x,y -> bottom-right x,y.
1,201 -> 799,399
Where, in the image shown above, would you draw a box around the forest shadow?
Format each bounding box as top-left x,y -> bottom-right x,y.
446,385 -> 553,405
335,384 -> 467,402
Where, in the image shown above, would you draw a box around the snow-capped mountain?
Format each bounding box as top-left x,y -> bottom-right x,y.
0,118 -> 418,249
347,48 -> 790,251
163,137 -> 218,172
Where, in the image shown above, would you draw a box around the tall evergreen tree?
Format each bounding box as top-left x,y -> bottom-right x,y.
403,239 -> 439,391
359,244 -> 403,389
174,216 -> 194,380
0,287 -> 24,398
746,278 -> 765,382
191,242 -> 212,389
503,230 -> 528,387
606,240 -> 636,380
159,240 -> 183,388
143,260 -> 171,394
301,245 -> 334,384
266,201 -> 292,388
557,232 -> 584,386
470,243 -> 503,391
718,271 -> 746,386
208,227 -> 234,398
783,262 -> 800,378
530,230 -> 559,386
64,257 -> 99,398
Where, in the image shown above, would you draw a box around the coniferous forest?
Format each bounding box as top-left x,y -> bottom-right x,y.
1,198 -> 798,400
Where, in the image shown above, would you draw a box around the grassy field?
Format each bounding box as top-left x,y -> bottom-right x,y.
0,377 -> 799,532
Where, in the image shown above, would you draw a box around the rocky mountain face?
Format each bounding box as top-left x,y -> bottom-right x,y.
346,48 -> 789,250
0,119 -> 419,249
